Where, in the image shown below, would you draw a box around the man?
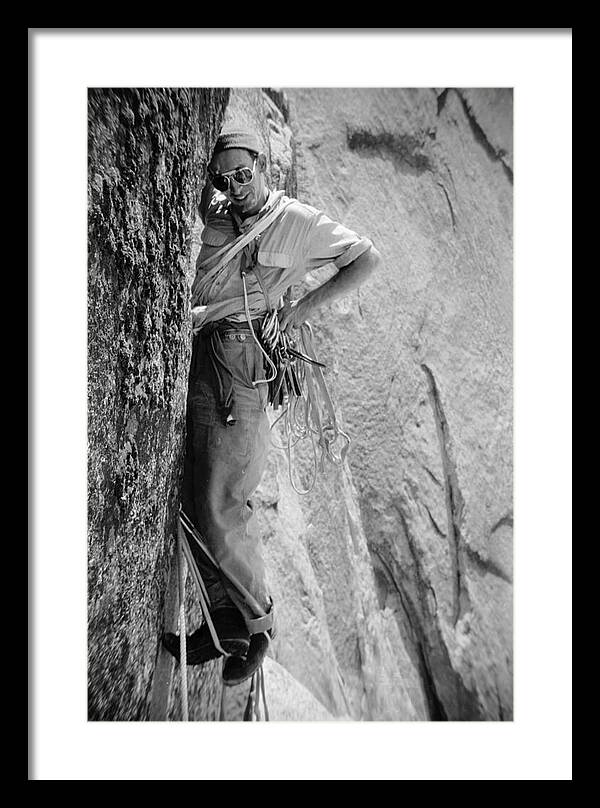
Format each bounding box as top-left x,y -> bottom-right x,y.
163,127 -> 382,685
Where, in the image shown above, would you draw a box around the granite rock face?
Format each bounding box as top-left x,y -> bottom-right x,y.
275,88 -> 513,720
87,88 -> 229,720
88,87 -> 512,722
213,88 -> 512,720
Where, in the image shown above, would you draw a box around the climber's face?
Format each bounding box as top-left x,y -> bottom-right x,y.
208,148 -> 268,217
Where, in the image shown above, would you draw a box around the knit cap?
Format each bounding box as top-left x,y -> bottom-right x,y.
212,128 -> 262,157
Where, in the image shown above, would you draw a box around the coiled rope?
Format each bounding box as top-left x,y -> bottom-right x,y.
238,232 -> 351,496
267,322 -> 351,495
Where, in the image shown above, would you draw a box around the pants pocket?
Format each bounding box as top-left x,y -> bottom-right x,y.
242,341 -> 269,410
210,417 -> 253,458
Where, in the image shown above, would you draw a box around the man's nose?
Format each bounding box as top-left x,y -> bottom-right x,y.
228,177 -> 246,197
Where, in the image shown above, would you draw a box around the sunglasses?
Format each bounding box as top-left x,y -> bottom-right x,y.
209,157 -> 258,193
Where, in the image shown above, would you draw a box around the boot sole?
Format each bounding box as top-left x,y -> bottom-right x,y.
222,633 -> 269,686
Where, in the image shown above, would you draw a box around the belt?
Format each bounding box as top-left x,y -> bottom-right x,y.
222,332 -> 250,342
202,318 -> 263,342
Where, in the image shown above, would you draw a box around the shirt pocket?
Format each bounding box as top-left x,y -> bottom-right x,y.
255,250 -> 294,309
257,250 -> 292,269
201,225 -> 230,247
197,226 -> 231,269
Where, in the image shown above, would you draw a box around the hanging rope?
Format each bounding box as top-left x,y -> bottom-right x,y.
175,515 -> 231,723
176,521 -> 189,722
219,683 -> 227,721
179,508 -> 268,621
178,514 -> 232,658
258,665 -> 270,721
243,665 -> 270,721
175,512 -> 273,722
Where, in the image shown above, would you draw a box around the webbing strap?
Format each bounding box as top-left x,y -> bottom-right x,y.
197,191 -> 286,272
179,508 -> 268,619
192,193 -> 293,306
178,519 -> 230,658
245,611 -> 273,635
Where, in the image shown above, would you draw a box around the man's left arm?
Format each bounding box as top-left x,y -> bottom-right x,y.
279,245 -> 382,331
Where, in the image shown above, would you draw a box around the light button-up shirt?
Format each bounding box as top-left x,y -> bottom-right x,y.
193,189 -> 373,324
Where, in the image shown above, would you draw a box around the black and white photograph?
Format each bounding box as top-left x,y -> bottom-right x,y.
88,86 -> 514,724
31,30 -> 571,780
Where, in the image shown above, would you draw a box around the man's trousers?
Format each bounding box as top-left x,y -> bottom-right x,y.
181,326 -> 272,627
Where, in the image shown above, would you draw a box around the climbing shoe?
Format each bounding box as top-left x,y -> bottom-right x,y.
162,606 -> 250,665
222,631 -> 270,687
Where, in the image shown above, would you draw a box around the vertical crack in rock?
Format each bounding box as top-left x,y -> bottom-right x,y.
420,364 -> 471,626
454,90 -> 513,184
436,88 -> 450,116
424,503 -> 447,538
436,181 -> 457,231
424,466 -> 443,488
495,675 -> 507,721
287,132 -> 299,197
262,88 -> 297,197
371,546 -> 416,641
371,546 -> 447,720
366,491 -> 484,719
435,158 -> 459,230
415,642 -> 447,721
262,87 -> 290,123
354,634 -> 371,719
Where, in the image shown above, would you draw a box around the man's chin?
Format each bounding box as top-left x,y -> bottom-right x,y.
233,198 -> 260,216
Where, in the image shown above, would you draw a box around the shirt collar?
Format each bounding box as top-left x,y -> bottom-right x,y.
230,189 -> 283,233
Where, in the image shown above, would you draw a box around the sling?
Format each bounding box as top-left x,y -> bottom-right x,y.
191,191 -> 294,308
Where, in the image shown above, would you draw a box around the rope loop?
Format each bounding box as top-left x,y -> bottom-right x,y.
243,665 -> 270,721
265,320 -> 350,494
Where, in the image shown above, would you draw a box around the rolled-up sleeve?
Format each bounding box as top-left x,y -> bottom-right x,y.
303,211 -> 373,272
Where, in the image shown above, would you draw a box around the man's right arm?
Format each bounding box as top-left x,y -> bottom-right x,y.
192,180 -> 219,332
199,179 -> 214,224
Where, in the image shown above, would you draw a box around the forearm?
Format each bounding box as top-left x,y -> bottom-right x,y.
300,246 -> 381,319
